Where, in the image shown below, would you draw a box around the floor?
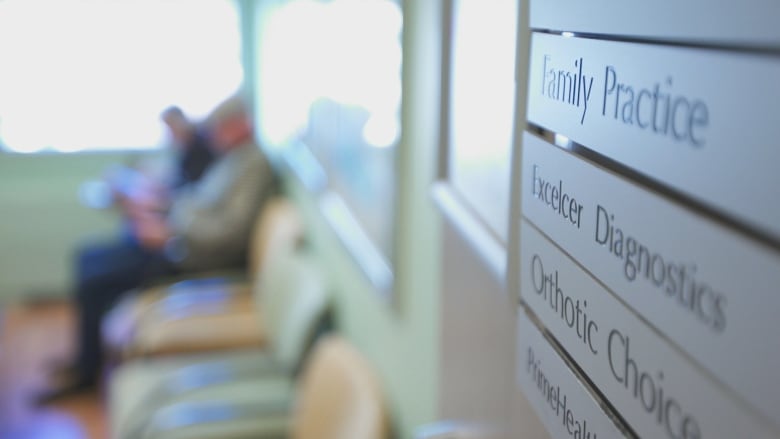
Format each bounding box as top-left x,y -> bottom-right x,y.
0,302 -> 108,439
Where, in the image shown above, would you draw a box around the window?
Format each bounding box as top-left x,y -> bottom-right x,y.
447,0 -> 518,243
257,0 -> 402,292
0,0 -> 243,153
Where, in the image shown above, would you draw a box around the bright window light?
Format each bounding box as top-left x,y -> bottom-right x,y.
257,0 -> 402,264
0,0 -> 243,153
258,0 -> 402,149
448,0 -> 518,242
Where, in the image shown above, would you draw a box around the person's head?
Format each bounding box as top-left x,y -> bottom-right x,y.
160,106 -> 195,146
206,95 -> 253,152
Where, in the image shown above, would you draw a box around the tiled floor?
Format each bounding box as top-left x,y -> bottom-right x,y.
0,302 -> 108,439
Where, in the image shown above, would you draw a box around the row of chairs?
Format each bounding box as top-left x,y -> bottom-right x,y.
100,198 -> 390,439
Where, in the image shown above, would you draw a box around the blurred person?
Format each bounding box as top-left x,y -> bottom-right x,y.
161,105 -> 214,190
36,95 -> 275,403
102,106 -> 215,217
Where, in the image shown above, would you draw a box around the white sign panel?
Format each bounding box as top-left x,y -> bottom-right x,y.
520,220 -> 779,439
520,132 -> 780,428
530,0 -> 780,46
526,33 -> 780,240
516,311 -> 626,439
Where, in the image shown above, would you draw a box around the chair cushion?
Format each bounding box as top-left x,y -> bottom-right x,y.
103,281 -> 251,356
126,297 -> 267,358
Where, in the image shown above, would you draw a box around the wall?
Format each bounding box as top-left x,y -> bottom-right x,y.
0,152 -> 134,303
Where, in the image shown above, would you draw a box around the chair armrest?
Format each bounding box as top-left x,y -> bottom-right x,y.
414,421 -> 498,439
144,270 -> 247,290
141,279 -> 251,313
162,355 -> 291,394
131,399 -> 291,439
138,284 -> 253,323
166,276 -> 244,293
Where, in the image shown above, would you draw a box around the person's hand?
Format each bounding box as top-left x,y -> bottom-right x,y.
133,213 -> 171,250
122,187 -> 169,220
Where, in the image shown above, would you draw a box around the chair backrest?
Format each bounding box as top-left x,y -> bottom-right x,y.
256,249 -> 330,372
292,336 -> 388,439
247,197 -> 303,280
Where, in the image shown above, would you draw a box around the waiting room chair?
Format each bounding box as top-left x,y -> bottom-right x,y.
103,197 -> 303,360
291,335 -> 388,439
111,249 -> 331,439
119,335 -> 388,439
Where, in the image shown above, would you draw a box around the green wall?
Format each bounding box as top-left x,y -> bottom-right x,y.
0,152 -> 136,303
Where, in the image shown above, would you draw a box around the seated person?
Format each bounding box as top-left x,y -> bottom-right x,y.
102,106 -> 215,217
161,105 -> 214,191
38,95 -> 275,403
